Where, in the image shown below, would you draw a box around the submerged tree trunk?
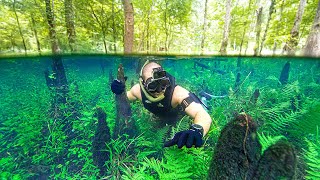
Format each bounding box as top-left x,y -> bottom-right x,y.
259,0 -> 275,55
208,114 -> 261,180
113,64 -> 136,139
304,0 -> 320,57
279,61 -> 290,85
283,0 -> 307,55
201,0 -> 208,55
92,107 -> 111,177
249,89 -> 260,105
31,16 -> 41,55
13,0 -> 27,55
219,0 -> 232,55
64,0 -> 76,52
253,7 -> 263,56
123,0 -> 134,54
252,140 -> 297,179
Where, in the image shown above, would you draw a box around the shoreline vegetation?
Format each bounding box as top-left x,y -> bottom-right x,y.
0,0 -> 319,57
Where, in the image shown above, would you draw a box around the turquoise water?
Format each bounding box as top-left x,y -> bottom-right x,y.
0,55 -> 319,179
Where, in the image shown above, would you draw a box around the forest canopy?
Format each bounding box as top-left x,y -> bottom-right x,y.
0,0 -> 319,56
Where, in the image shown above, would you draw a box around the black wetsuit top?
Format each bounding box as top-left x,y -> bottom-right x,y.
141,73 -> 184,123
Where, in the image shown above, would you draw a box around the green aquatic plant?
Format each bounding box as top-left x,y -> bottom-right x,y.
0,78 -> 52,178
303,139 -> 320,180
263,109 -> 304,133
257,81 -> 305,133
122,111 -> 211,180
257,132 -> 286,153
291,102 -> 320,138
103,134 -> 146,179
122,146 -> 210,180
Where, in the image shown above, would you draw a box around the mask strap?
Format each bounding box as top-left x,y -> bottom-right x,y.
139,60 -> 149,80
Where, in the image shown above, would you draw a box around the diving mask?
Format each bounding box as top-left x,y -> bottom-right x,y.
143,67 -> 170,93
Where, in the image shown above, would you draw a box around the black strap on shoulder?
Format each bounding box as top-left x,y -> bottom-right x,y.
181,93 -> 208,111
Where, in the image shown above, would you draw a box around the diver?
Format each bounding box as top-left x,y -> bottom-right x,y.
111,61 -> 212,148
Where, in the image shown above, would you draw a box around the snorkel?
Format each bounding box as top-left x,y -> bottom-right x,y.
139,60 -> 166,102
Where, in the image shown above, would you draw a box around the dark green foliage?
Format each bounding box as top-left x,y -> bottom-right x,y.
208,113 -> 261,180
252,140 -> 297,180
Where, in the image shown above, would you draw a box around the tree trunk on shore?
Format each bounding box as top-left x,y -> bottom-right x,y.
283,0 -> 307,55
64,0 -> 76,52
304,0 -> 320,57
253,7 -> 263,56
259,0 -> 275,55
112,0 -> 117,53
31,16 -> 41,55
45,0 -> 60,54
201,0 -> 208,55
219,0 -> 232,55
13,0 -> 27,55
123,0 -> 134,54
272,0 -> 285,55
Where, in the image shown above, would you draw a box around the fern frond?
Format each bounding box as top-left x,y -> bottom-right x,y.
257,132 -> 286,153
292,102 -> 320,136
122,145 -> 209,179
281,81 -> 300,98
303,140 -> 320,180
262,108 -> 303,133
266,75 -> 281,84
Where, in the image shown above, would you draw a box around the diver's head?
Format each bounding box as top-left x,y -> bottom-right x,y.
140,62 -> 171,97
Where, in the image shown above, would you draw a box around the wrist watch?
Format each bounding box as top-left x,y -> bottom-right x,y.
190,124 -> 204,136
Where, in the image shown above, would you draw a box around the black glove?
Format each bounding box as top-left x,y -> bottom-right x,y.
164,124 -> 204,148
111,79 -> 125,95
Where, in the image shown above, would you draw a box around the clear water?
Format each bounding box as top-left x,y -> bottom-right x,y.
0,55 -> 319,179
